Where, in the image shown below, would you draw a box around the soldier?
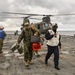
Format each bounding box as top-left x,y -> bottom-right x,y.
14,30 -> 18,36
31,23 -> 41,57
45,23 -> 61,70
17,19 -> 37,67
0,26 -> 7,53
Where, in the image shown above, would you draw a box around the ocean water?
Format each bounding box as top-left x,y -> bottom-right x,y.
5,31 -> 75,36
59,31 -> 75,36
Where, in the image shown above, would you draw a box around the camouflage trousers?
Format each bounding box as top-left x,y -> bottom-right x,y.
23,43 -> 33,62
0,39 -> 3,52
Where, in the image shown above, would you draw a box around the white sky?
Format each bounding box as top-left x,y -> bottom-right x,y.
0,0 -> 75,31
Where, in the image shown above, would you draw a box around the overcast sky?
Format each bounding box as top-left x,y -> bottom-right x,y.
0,0 -> 75,31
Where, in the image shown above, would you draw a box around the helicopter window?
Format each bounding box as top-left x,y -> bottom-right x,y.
43,23 -> 49,30
44,23 -> 49,27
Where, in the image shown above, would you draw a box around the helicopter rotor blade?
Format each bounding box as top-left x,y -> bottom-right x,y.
29,18 -> 41,20
0,15 -> 31,19
0,16 -> 41,20
2,12 -> 75,17
2,12 -> 44,16
49,14 -> 75,16
0,17 -> 24,18
2,12 -> 52,16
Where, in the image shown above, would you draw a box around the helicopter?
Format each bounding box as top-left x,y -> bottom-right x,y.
1,12 -> 75,34
20,15 -> 52,34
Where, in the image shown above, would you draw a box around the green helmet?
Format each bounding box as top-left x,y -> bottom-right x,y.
22,18 -> 30,26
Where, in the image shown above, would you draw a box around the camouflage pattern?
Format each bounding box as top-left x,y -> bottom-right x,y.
0,39 -> 3,52
22,18 -> 30,27
0,31 -> 7,53
17,27 -> 37,63
31,24 -> 44,55
32,26 -> 44,45
36,29 -> 44,45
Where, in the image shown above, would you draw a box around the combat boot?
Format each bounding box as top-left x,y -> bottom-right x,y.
45,59 -> 48,66
25,61 -> 29,67
29,60 -> 34,65
54,66 -> 60,70
25,60 -> 31,69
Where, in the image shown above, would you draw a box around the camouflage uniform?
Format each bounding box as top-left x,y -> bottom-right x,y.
31,24 -> 44,56
0,30 -> 7,53
17,19 -> 37,66
33,28 -> 41,56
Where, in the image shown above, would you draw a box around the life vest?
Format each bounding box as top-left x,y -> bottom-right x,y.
0,30 -> 4,39
47,30 -> 60,46
32,43 -> 42,51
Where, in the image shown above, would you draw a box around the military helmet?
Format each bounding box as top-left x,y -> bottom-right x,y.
22,18 -> 30,26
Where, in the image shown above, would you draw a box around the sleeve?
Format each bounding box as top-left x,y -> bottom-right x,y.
4,31 -> 7,37
58,35 -> 61,48
17,31 -> 24,44
45,31 -> 54,40
34,28 -> 40,36
3,31 -> 7,39
37,29 -> 41,37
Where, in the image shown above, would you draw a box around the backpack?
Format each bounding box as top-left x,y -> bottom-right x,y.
0,30 -> 4,39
